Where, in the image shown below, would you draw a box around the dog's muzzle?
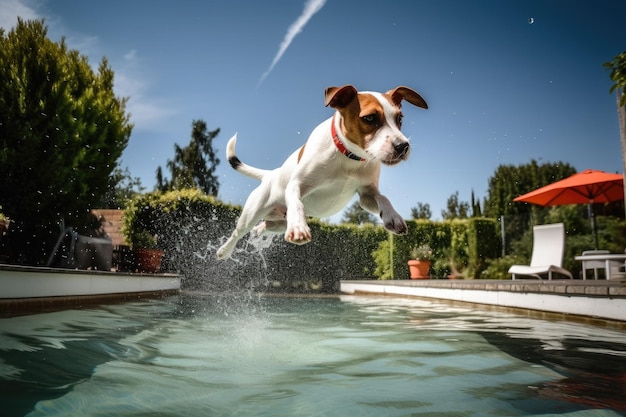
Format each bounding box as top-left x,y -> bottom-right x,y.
383,140 -> 410,166
394,141 -> 410,158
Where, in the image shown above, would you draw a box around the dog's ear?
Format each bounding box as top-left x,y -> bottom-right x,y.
324,85 -> 358,108
387,86 -> 428,110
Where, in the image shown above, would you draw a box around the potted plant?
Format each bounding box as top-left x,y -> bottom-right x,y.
130,229 -> 164,273
447,256 -> 466,279
441,245 -> 468,280
0,207 -> 9,237
408,244 -> 432,279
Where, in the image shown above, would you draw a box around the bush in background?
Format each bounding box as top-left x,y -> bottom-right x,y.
122,190 -> 501,289
373,218 -> 500,280
121,189 -> 388,292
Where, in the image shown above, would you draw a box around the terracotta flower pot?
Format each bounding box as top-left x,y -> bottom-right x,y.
134,248 -> 164,273
408,260 -> 431,279
0,220 -> 9,237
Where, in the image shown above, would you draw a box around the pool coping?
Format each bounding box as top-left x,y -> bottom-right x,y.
0,264 -> 181,315
340,279 -> 626,322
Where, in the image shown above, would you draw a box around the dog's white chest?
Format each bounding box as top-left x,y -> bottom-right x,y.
301,177 -> 362,217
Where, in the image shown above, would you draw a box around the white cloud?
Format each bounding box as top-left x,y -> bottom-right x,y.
124,49 -> 137,62
258,0 -> 326,85
1,1 -> 174,132
114,55 -> 177,131
67,34 -> 100,58
125,98 -> 177,129
0,0 -> 40,30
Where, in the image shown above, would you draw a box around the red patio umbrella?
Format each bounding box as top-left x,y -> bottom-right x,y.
513,169 -> 624,248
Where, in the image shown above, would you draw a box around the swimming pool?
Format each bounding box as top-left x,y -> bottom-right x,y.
1,293 -> 625,416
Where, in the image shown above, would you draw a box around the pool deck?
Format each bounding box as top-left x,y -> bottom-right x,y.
340,279 -> 626,323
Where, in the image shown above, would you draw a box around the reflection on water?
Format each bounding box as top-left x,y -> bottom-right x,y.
1,294 -> 625,416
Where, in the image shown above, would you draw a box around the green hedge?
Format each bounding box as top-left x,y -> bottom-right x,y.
121,189 -> 244,289
373,218 -> 500,280
121,189 -> 388,291
121,188 -> 240,249
121,190 -> 500,291
262,221 -> 387,292
467,218 -> 501,277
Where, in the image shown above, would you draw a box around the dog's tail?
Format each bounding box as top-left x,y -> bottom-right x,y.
226,134 -> 269,180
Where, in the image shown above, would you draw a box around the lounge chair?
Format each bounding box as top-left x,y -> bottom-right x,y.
47,219 -> 112,270
508,223 -> 573,280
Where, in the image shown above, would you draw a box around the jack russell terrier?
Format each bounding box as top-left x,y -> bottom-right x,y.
216,85 -> 428,260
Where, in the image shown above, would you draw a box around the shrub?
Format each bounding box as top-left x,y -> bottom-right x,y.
121,189 -> 389,291
373,218 -> 499,280
480,255 -> 525,279
372,237 -> 394,280
121,189 -> 241,285
123,190 -> 501,288
467,218 -> 501,278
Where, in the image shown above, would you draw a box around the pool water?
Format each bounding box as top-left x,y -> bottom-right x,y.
1,294 -> 625,416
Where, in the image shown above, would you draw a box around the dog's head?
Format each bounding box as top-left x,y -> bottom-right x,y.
324,85 -> 428,165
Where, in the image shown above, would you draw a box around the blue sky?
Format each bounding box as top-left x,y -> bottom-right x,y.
1,0 -> 625,221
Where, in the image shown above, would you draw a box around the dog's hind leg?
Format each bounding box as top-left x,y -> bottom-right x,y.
216,188 -> 270,260
252,220 -> 287,236
217,216 -> 261,260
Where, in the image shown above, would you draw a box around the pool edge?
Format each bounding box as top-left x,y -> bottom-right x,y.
340,279 -> 626,323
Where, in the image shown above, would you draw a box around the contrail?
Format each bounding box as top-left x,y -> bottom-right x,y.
258,0 -> 326,86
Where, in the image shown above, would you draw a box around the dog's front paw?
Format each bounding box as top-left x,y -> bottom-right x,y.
382,213 -> 408,235
216,244 -> 233,260
285,224 -> 311,245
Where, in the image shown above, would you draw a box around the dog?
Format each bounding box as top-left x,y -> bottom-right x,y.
216,85 -> 428,260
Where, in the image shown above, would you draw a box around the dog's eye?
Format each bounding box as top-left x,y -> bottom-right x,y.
396,114 -> 403,127
362,114 -> 379,125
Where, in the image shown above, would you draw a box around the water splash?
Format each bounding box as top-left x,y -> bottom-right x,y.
184,232 -> 277,316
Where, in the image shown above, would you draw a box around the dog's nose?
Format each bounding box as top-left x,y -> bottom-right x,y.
393,141 -> 410,157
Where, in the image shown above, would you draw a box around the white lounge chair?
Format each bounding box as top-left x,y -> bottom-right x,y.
508,223 -> 573,280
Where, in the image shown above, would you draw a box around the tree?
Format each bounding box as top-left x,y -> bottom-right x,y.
0,19 -> 132,264
482,160 -> 577,254
341,200 -> 378,225
99,167 -> 145,209
604,50 -> 626,219
156,120 -> 221,196
605,49 -> 626,107
410,202 -> 432,219
441,191 -> 469,220
483,160 -> 576,220
470,190 -> 482,217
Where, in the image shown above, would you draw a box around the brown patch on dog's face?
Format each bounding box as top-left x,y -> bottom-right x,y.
344,95 -> 380,147
326,86 -> 389,150
336,93 -> 390,150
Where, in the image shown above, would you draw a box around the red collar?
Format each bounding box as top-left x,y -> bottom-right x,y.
331,114 -> 365,162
